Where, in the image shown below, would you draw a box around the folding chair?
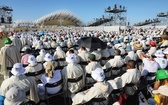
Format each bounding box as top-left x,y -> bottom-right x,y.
67,75 -> 84,92
85,73 -> 96,89
120,64 -> 127,76
25,69 -> 45,83
111,67 -> 121,79
100,57 -> 109,66
109,88 -> 124,104
108,55 -> 114,60
136,59 -> 142,70
55,66 -> 64,70
67,75 -> 84,104
22,100 -> 36,105
85,98 -> 107,105
44,79 -> 66,105
78,61 -> 88,70
104,67 -> 112,80
7,67 -> 13,77
25,69 -> 45,77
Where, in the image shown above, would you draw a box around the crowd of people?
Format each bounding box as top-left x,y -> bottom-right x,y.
0,27 -> 168,105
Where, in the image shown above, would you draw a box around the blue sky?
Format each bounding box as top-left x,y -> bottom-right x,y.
1,0 -> 168,25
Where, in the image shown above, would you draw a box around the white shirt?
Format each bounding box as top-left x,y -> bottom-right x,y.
141,58 -> 158,80
155,58 -> 167,69
103,56 -> 124,69
120,68 -> 141,87
41,70 -> 62,94
124,51 -> 138,63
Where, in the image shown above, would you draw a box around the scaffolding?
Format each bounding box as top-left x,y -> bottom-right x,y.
0,5 -> 13,24
157,12 -> 168,25
105,4 -> 127,26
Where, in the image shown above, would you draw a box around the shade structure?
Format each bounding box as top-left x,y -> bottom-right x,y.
77,37 -> 107,51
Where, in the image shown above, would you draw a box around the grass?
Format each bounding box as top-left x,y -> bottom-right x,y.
0,37 -> 5,84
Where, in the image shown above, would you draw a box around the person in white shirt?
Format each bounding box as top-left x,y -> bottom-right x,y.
124,44 -> 138,63
36,49 -> 46,63
61,54 -> 85,96
53,46 -> 66,66
78,47 -> 90,62
119,60 -> 141,105
91,49 -> 102,61
71,68 -> 111,105
148,41 -> 157,56
154,50 -> 167,69
38,62 -> 62,100
43,53 -> 58,69
120,60 -> 141,87
85,54 -> 102,83
140,53 -> 159,81
103,49 -> 124,76
163,48 -> 168,64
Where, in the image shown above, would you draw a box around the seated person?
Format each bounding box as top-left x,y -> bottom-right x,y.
120,60 -> 141,87
4,86 -> 36,105
53,46 -> 66,66
25,55 -> 43,80
71,68 -> 110,105
38,62 -> 62,100
140,53 -> 159,82
152,70 -> 168,105
103,49 -> 124,76
85,54 -> 102,83
140,86 -> 168,105
62,54 -> 85,96
154,50 -> 167,69
36,49 -> 46,63
43,53 -> 58,69
21,48 -> 32,66
0,63 -> 39,103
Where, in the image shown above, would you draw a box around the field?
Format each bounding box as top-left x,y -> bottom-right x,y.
0,38 -> 5,84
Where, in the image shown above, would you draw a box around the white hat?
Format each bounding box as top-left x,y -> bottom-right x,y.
4,86 -> 26,105
13,33 -> 18,38
66,54 -> 78,64
163,48 -> 168,54
152,86 -> 168,96
27,55 -> 37,64
56,46 -> 62,51
155,50 -> 164,57
11,63 -> 25,76
39,49 -> 46,55
91,68 -> 105,82
44,53 -> 53,62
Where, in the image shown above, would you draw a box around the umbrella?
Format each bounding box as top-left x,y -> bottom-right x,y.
77,37 -> 107,51
39,30 -> 44,35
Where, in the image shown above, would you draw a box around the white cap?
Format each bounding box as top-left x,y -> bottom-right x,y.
91,68 -> 105,82
11,63 -> 25,76
66,54 -> 78,64
27,55 -> 37,64
39,49 -> 46,55
44,53 -> 53,62
155,50 -> 164,57
4,86 -> 26,105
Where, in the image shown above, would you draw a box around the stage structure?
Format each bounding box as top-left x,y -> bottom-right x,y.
0,5 -> 13,24
105,4 -> 127,26
134,18 -> 160,26
157,12 -> 168,25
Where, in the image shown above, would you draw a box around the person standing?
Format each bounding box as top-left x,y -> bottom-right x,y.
0,37 -> 21,79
